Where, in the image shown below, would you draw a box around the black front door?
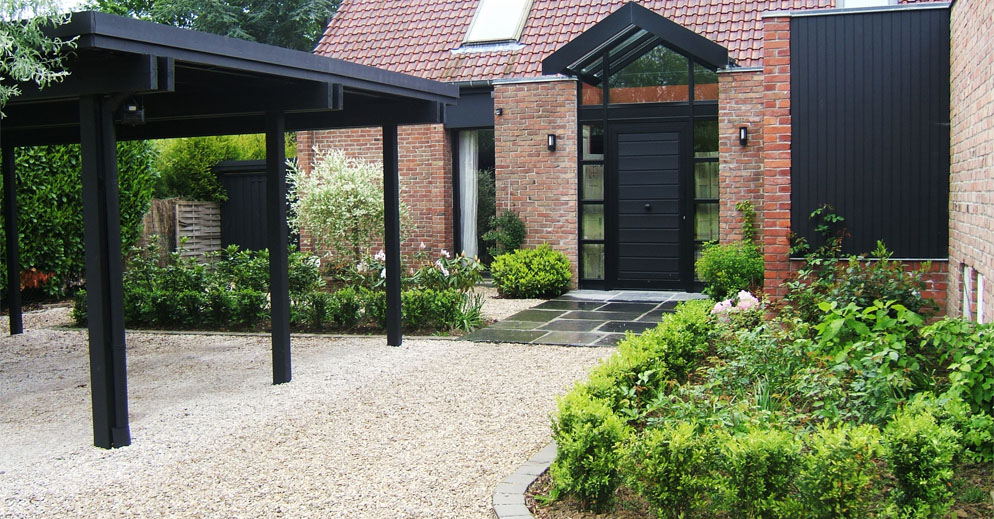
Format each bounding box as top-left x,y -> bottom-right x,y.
608,123 -> 690,289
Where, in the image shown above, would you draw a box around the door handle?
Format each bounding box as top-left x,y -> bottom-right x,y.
644,203 -> 651,211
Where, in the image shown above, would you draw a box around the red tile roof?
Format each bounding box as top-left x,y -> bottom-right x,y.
315,0 -> 940,83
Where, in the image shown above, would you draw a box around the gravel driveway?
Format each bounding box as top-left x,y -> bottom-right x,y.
0,307 -> 609,518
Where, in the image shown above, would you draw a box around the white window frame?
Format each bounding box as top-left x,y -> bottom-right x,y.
464,0 -> 534,44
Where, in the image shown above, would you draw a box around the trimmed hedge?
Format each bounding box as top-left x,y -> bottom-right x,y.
490,244 -> 571,298
0,142 -> 156,297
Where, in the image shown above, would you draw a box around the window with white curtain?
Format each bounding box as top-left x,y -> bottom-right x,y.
458,131 -> 479,258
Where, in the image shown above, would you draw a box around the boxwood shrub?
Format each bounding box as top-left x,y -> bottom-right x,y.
490,244 -> 571,298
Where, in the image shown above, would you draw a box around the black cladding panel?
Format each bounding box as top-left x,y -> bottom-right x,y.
790,7 -> 950,258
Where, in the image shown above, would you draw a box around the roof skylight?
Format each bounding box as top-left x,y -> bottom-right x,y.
464,0 -> 533,44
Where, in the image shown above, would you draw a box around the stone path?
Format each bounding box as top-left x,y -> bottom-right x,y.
462,290 -> 706,346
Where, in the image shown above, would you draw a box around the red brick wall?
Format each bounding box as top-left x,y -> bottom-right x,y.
493,80 -> 579,284
948,0 -> 994,321
295,125 -> 453,261
718,69 -> 765,242
761,15 -> 793,297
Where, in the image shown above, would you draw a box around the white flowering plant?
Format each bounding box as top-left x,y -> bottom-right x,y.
286,148 -> 410,272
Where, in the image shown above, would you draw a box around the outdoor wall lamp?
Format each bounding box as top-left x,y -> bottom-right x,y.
547,134 -> 557,151
739,126 -> 749,146
495,108 -> 503,116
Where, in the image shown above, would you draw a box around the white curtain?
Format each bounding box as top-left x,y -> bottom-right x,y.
459,131 -> 479,258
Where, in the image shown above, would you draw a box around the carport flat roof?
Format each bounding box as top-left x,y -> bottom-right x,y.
1,11 -> 460,146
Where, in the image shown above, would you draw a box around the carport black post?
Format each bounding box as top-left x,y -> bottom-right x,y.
383,124 -> 402,346
266,110 -> 291,384
2,140 -> 23,335
79,94 -> 130,449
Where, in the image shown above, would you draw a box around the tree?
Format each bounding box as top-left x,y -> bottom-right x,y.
0,0 -> 76,109
86,0 -> 339,51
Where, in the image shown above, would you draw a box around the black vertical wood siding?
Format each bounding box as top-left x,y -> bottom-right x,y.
790,8 -> 949,257
216,160 -> 269,250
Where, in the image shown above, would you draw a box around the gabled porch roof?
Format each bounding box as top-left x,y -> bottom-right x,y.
542,2 -> 729,81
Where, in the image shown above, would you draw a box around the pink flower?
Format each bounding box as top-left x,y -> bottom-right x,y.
736,291 -> 760,311
374,249 -> 386,262
419,242 -> 426,250
711,300 -> 733,314
441,249 -> 450,259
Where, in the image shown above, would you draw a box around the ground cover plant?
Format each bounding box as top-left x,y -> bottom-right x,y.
72,242 -> 485,334
542,255 -> 993,518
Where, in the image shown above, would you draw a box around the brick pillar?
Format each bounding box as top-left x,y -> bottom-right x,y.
493,80 -> 579,284
761,16 -> 792,297
718,69 -> 765,242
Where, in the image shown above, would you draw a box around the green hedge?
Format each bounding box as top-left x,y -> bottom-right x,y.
0,142 -> 156,297
490,244 -> 571,298
547,300 -> 985,517
73,244 -> 482,334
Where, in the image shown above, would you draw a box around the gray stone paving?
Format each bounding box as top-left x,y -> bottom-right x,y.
463,290 -> 706,347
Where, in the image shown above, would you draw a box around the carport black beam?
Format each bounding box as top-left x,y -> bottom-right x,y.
383,124 -> 402,346
266,111 -> 291,383
2,141 -> 22,335
80,94 -> 131,449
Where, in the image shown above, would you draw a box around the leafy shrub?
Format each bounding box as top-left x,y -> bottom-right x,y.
154,134 -> 292,202
883,406 -> 961,519
621,421 -> 714,519
71,289 -> 88,326
0,142 -> 156,297
482,209 -> 526,258
812,300 -> 933,425
922,318 -> 994,417
621,299 -> 713,383
400,288 -> 464,331
786,222 -> 937,322
413,250 -> 484,293
286,148 -> 410,269
719,428 -> 801,519
550,389 -> 628,511
901,391 -> 994,464
798,423 -> 885,519
695,241 -> 764,300
490,244 -> 571,298
329,286 -> 362,329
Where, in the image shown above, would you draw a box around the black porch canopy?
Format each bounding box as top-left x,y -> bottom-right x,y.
0,11 -> 458,449
542,2 -> 729,80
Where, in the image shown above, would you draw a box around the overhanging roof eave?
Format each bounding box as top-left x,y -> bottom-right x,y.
54,11 -> 459,105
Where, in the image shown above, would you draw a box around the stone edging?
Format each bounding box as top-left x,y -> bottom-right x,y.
492,441 -> 556,519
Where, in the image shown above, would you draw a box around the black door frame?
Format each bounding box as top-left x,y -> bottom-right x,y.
605,121 -> 694,290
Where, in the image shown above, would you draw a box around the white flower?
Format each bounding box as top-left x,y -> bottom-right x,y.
380,268 -> 386,279
440,265 -> 450,277
419,242 -> 426,250
440,249 -> 450,259
356,261 -> 367,273
375,249 -> 386,262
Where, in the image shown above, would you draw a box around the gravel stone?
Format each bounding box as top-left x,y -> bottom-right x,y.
0,321 -> 609,518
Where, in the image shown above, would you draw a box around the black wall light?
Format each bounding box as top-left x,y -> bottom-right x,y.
495,108 -> 503,116
738,126 -> 748,146
547,134 -> 556,151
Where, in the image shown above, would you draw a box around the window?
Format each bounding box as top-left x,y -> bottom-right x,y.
464,0 -> 533,44
693,119 -> 719,265
608,44 -> 690,104
580,123 -> 605,280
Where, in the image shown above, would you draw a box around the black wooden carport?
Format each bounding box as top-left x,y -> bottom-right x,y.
0,11 -> 458,449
